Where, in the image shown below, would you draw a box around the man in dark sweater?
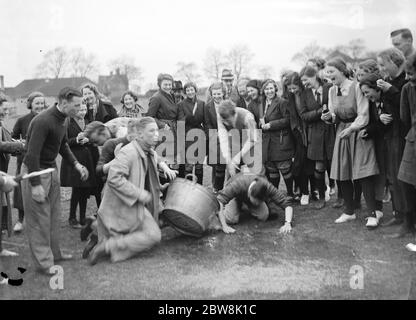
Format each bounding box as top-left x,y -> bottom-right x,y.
21,87 -> 89,275
216,173 -> 294,235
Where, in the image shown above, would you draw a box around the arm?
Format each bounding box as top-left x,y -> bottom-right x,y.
59,134 -> 78,166
107,148 -> 150,207
24,120 -> 47,186
0,138 -> 24,154
265,181 -> 293,233
299,95 -> 323,123
96,140 -> 117,177
147,95 -> 165,129
400,85 -> 411,135
11,118 -> 22,140
349,83 -> 370,132
232,114 -> 259,163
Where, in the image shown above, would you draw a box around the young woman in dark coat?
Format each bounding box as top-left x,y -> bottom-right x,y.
177,82 -> 205,184
81,83 -> 118,123
299,67 -> 335,209
11,92 -> 46,232
258,79 -> 295,198
60,101 -> 99,228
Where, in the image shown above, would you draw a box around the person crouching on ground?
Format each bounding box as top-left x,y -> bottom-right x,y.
214,172 -> 294,235
89,117 -> 177,265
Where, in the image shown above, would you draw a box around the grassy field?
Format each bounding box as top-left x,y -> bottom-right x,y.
1,114 -> 416,300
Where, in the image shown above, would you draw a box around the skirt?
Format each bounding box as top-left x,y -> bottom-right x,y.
330,122 -> 379,181
398,139 -> 416,187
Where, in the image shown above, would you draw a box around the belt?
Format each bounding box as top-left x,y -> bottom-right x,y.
339,117 -> 355,123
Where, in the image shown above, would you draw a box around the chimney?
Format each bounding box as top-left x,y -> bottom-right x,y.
0,75 -> 4,92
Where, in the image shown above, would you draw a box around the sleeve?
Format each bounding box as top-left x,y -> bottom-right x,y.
268,100 -> 291,131
59,133 -> 77,166
147,96 -> 165,129
400,85 -> 411,135
216,178 -> 244,205
349,83 -> 370,131
327,87 -> 337,124
11,118 -> 22,140
266,181 -> 290,210
107,148 -> 148,207
299,94 -> 323,123
106,103 -> 118,120
96,140 -> 117,177
24,119 -> 47,186
0,136 -> 24,154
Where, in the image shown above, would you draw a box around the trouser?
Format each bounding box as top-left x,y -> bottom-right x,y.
212,164 -> 226,192
223,198 -> 269,224
265,160 -> 293,196
313,160 -> 327,199
338,176 -> 376,215
70,187 -> 88,223
21,164 -> 63,270
97,210 -> 161,263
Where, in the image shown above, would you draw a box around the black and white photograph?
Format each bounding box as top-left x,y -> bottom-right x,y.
0,0 -> 416,305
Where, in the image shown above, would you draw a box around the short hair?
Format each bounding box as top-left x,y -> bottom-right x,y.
300,66 -> 319,78
83,121 -> 107,139
183,82 -> 198,93
327,57 -> 350,77
209,82 -> 227,97
307,57 -> 326,70
27,91 -> 45,109
58,87 -> 82,104
218,99 -> 236,119
134,116 -> 156,132
405,52 -> 416,71
377,48 -> 406,68
120,90 -> 138,104
80,83 -> 99,97
250,178 -> 269,201
391,28 -> 413,41
358,59 -> 380,76
0,92 -> 7,106
359,73 -> 381,91
157,73 -> 174,88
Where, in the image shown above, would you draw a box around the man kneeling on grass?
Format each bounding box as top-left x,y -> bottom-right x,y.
89,117 -> 177,265
215,173 -> 294,234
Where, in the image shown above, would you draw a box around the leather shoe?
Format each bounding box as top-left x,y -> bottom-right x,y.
381,216 -> 404,227
88,241 -> 107,266
82,234 -> 98,259
80,217 -> 95,241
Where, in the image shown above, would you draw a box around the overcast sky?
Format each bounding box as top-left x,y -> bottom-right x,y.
1,0 -> 415,90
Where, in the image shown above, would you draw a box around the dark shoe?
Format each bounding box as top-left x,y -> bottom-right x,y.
82,234 -> 98,259
354,201 -> 362,210
313,200 -> 326,210
332,198 -> 344,209
382,216 -> 404,227
88,241 -> 107,266
69,218 -> 82,229
311,190 -> 319,201
80,217 -> 94,241
55,253 -> 73,262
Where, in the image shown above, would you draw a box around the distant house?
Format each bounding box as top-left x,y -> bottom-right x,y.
4,76 -> 96,116
98,68 -> 129,107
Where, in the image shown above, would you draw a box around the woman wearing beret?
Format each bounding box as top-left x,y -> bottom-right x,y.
322,58 -> 380,228
11,92 -> 46,232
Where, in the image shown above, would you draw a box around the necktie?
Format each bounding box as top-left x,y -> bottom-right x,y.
316,91 -> 321,105
337,87 -> 342,97
264,102 -> 271,116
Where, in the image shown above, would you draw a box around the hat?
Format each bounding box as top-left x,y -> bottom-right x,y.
172,80 -> 183,91
246,79 -> 261,91
221,69 -> 234,80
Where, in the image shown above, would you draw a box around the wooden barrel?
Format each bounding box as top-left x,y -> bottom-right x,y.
162,174 -> 219,237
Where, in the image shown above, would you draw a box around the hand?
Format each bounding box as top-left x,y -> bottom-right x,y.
31,185 -> 46,203
379,113 -> 393,125
227,159 -> 239,177
164,168 -> 177,181
279,222 -> 292,235
339,127 -> 353,139
164,124 -> 170,130
222,225 -> 236,234
139,190 -> 152,204
358,129 -> 368,139
1,175 -> 18,193
75,163 -> 89,181
261,123 -> 271,131
259,118 -> 266,127
377,79 -> 392,93
321,112 -> 332,122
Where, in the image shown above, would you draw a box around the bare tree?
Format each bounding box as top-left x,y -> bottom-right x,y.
203,48 -> 225,81
291,41 -> 329,66
175,62 -> 201,83
36,46 -> 71,78
108,55 -> 143,83
226,44 -> 254,82
257,65 -> 275,80
69,48 -> 99,78
346,38 -> 366,60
